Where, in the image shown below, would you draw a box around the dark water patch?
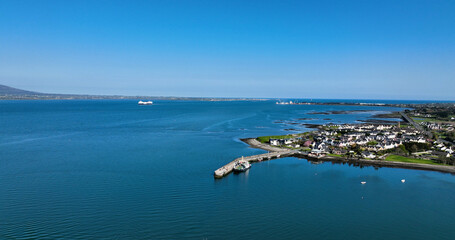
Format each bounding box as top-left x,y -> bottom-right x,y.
296,118 -> 317,120
284,128 -> 298,131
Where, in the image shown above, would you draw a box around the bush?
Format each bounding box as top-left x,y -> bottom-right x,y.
403,142 -> 431,153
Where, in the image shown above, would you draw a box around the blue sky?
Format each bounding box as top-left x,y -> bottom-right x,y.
1,0 -> 454,100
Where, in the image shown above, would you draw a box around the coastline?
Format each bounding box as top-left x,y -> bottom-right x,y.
241,138 -> 455,175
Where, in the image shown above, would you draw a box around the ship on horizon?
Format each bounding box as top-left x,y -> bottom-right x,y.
138,100 -> 154,105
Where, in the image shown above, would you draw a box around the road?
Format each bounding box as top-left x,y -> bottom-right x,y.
400,112 -> 433,138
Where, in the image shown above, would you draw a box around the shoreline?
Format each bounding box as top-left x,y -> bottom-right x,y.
241,138 -> 455,175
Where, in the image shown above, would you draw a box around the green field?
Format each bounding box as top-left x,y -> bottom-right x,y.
257,134 -> 294,143
385,154 -> 443,165
411,117 -> 438,123
327,153 -> 343,157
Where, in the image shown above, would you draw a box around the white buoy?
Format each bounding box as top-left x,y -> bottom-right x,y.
401,179 -> 406,183
361,181 -> 366,184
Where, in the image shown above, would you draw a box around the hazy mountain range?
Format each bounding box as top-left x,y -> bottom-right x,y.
0,84 -> 266,101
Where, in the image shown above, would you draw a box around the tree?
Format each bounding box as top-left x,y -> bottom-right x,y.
436,111 -> 450,118
403,142 -> 431,153
367,141 -> 378,146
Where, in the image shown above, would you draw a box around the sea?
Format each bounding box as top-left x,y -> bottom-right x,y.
1,100 -> 454,240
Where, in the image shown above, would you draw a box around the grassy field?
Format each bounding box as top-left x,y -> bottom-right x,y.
385,154 -> 443,165
412,116 -> 455,123
256,132 -> 311,143
257,134 -> 294,143
327,153 -> 343,157
411,117 -> 438,123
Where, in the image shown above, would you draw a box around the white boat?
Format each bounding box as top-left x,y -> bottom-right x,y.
361,181 -> 366,184
233,158 -> 251,172
401,179 -> 406,183
138,101 -> 153,105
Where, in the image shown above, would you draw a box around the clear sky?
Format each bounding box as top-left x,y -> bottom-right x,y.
1,0 -> 454,100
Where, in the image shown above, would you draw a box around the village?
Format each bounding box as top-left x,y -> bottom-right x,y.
215,108 -> 455,178
265,122 -> 455,166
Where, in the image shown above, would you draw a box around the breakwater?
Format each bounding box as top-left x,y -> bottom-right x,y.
213,138 -> 298,178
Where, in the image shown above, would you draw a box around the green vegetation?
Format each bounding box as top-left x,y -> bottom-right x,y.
327,153 -> 343,157
323,125 -> 339,130
403,142 -> 431,153
412,117 -> 438,123
257,134 -> 294,143
385,155 -> 443,165
443,131 -> 455,143
367,141 -> 378,146
256,132 -> 311,143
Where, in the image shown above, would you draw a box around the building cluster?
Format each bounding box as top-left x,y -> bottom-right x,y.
270,124 -> 428,159
434,141 -> 454,158
412,112 -> 434,118
420,122 -> 454,131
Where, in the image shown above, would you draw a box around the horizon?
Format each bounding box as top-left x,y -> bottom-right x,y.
3,83 -> 455,102
1,1 -> 455,100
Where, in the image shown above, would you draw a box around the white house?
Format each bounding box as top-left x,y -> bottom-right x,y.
270,139 -> 280,146
361,151 -> 376,159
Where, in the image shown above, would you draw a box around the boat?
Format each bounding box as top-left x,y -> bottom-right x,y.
361,181 -> 367,184
401,179 -> 406,183
138,101 -> 153,105
233,158 -> 251,172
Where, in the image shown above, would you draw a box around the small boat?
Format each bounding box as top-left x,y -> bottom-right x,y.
401,179 -> 406,183
233,159 -> 251,172
138,100 -> 153,105
361,181 -> 367,184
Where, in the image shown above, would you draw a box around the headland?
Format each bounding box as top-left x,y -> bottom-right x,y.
214,105 -> 455,178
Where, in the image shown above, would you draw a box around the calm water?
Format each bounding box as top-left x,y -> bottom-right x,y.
1,100 -> 454,240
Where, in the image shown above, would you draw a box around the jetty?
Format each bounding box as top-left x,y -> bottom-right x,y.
214,139 -> 298,178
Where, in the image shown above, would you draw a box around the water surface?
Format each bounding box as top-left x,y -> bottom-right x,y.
1,100 -> 454,239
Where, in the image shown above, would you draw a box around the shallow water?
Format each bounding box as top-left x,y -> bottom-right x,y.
1,100 -> 454,239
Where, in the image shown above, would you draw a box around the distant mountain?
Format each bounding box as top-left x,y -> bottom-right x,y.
0,84 -> 268,101
0,84 -> 44,95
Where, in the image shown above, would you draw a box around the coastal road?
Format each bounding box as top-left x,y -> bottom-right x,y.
400,112 -> 433,138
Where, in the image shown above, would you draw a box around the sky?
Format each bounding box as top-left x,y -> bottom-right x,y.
0,0 -> 454,100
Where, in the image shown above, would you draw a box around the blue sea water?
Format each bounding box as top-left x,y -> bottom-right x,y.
1,100 -> 454,240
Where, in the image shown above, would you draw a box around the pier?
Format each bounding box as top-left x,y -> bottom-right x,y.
213,150 -> 297,178
214,138 -> 298,178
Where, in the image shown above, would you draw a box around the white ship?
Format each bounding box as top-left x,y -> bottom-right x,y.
138,100 -> 154,105
233,158 -> 251,172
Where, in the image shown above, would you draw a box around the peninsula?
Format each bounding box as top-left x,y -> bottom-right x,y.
215,105 -> 455,178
